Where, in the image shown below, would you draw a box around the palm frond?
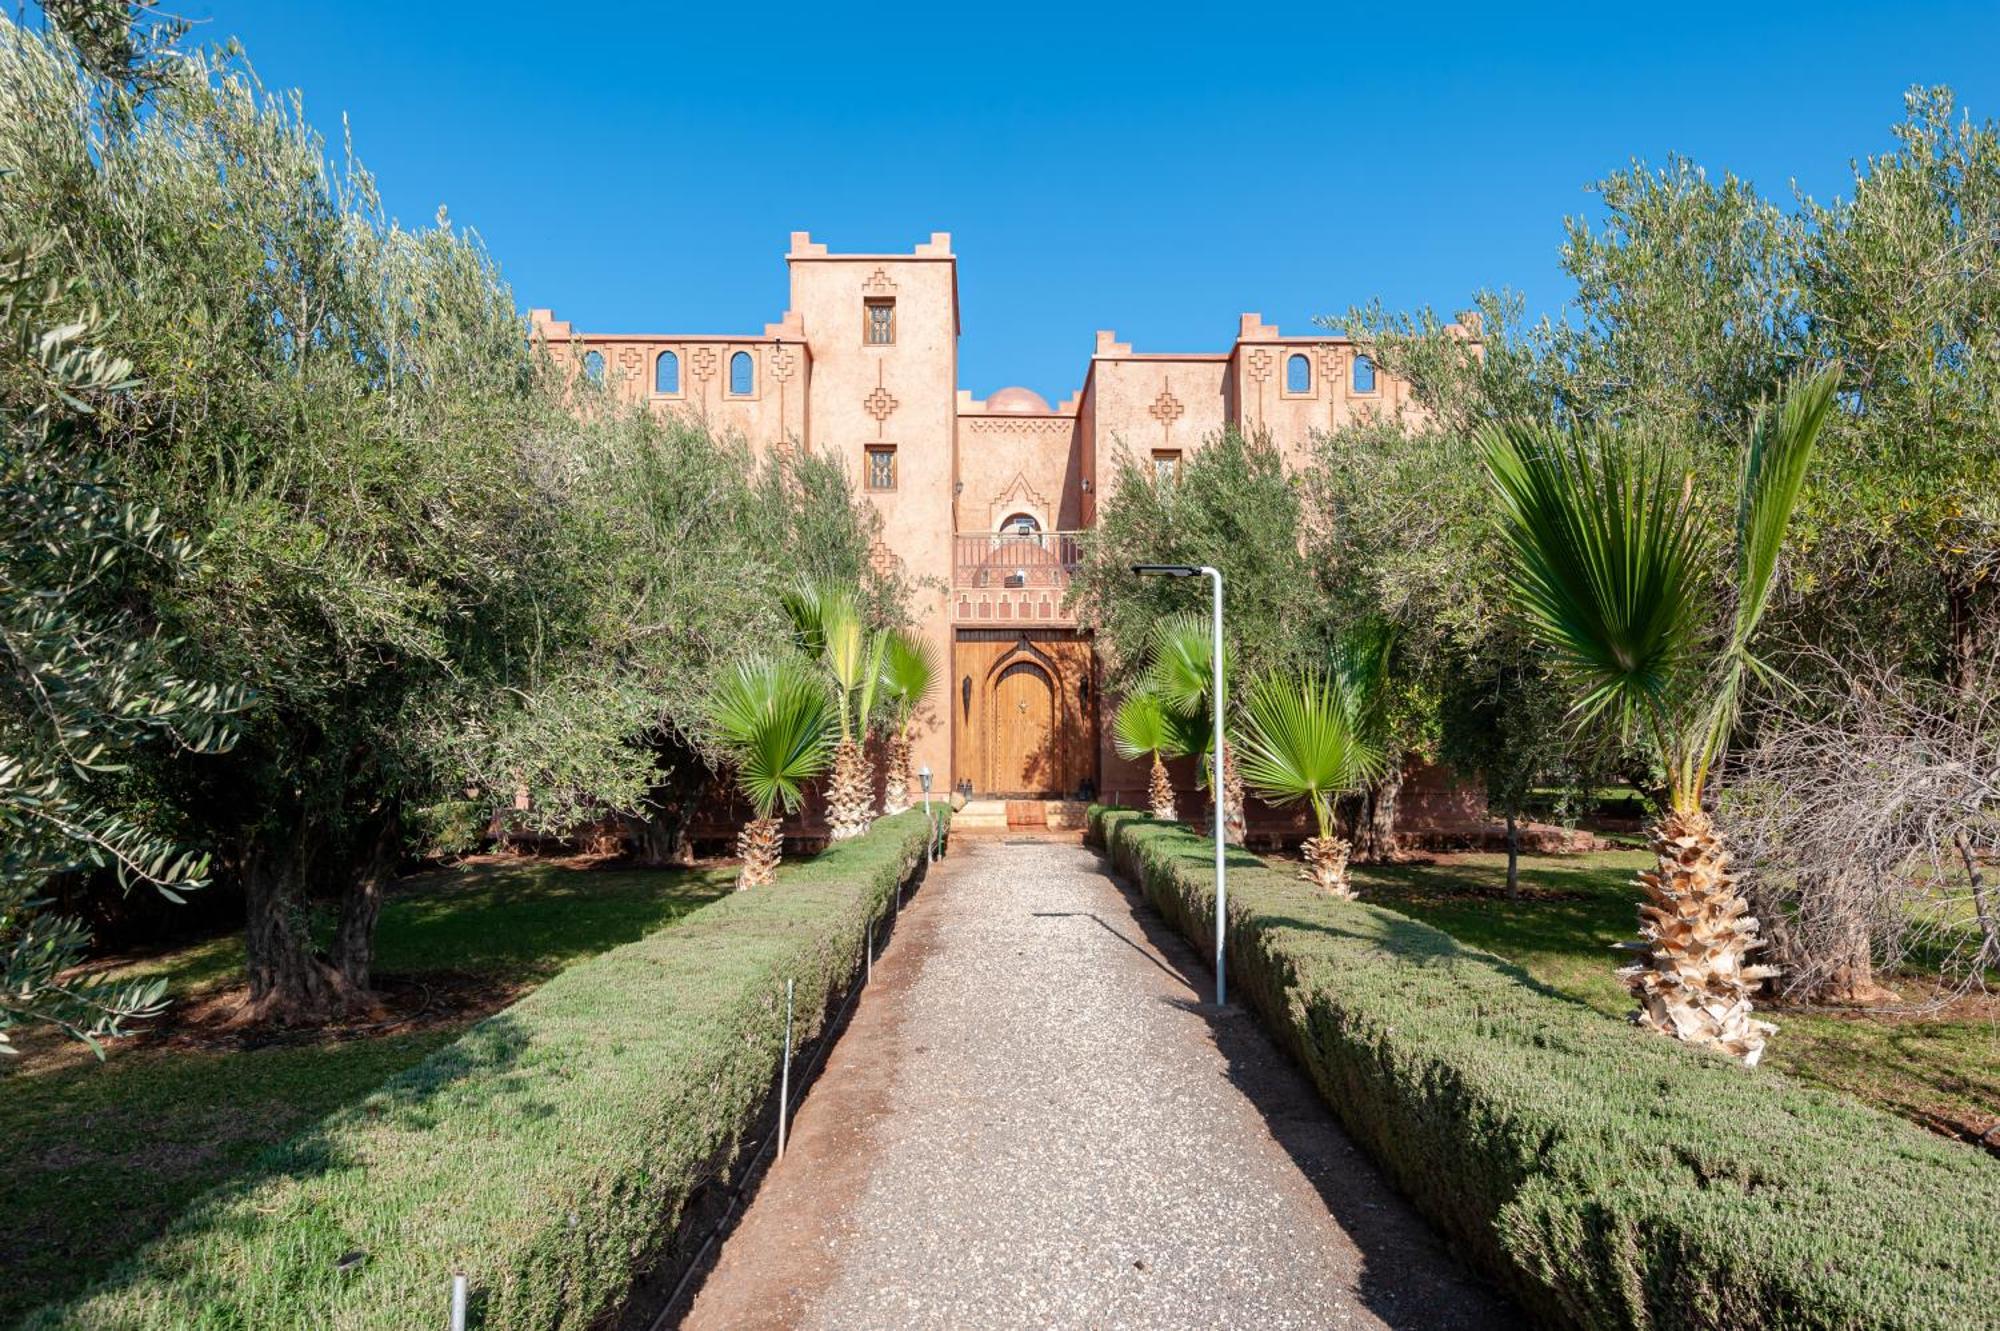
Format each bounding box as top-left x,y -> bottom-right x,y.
1687,364 -> 1840,797
878,628 -> 939,731
1146,610 -> 1229,718
1235,670 -> 1382,838
1112,690 -> 1176,761
1481,420 -> 1707,742
706,657 -> 834,819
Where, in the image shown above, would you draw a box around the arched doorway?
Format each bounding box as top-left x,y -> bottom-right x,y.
987,659 -> 1057,795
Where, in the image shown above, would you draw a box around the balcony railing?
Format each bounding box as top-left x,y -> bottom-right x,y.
952,531 -> 1084,590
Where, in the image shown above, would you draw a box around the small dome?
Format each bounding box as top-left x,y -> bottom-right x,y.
986,386 -> 1052,414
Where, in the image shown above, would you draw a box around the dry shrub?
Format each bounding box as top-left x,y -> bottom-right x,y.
1727,651 -> 2000,1006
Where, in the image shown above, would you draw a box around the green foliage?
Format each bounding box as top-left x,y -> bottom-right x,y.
1,249 -> 245,1053
1110,690 -> 1174,763
1234,671 -> 1380,838
877,626 -> 939,737
1068,429 -> 1316,686
1481,368 -> 1839,809
784,574 -> 909,746
24,812 -> 943,1331
1345,91 -> 1999,693
706,657 -> 835,819
1091,807 -> 2000,1331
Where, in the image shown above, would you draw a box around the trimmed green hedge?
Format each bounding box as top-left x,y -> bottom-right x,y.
29,810 -> 947,1330
1090,807 -> 2000,1331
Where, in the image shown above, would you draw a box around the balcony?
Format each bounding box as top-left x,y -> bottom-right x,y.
951,531 -> 1084,626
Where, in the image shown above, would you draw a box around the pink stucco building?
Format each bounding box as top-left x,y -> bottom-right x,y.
532,231 -> 1473,813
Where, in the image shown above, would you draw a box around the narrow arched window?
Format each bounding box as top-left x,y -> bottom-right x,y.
654,350 -> 679,395
729,350 -> 754,396
582,350 -> 605,383
1352,354 -> 1376,394
1286,352 -> 1311,394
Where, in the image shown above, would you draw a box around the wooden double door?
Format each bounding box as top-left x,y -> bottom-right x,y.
952,630 -> 1097,798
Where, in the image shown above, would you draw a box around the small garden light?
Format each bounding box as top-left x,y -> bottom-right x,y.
1132,563 -> 1228,1005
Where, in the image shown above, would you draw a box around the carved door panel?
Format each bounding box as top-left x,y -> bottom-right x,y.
988,661 -> 1057,796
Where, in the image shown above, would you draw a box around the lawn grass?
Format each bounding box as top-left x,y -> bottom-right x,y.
24,810 -> 942,1331
0,858 -> 732,1326
1346,847 -> 2000,1143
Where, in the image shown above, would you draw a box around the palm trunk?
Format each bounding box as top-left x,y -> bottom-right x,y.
826,736 -> 869,840
883,731 -> 912,815
1147,752 -> 1177,821
1299,834 -> 1355,898
737,817 -> 782,888
1221,740 -> 1246,846
1620,808 -> 1778,1065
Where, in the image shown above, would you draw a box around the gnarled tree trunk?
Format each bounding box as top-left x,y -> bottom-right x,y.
1356,761 -> 1404,863
1621,809 -> 1778,1065
332,811 -> 400,993
237,825 -> 378,1027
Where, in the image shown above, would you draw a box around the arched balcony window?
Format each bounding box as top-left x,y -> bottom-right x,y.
582,350 -> 605,383
654,350 -> 680,395
728,350 -> 754,396
1285,352 -> 1312,394
1352,354 -> 1377,395
999,512 -> 1041,536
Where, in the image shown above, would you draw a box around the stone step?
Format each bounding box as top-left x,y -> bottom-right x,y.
952,798 -> 1091,833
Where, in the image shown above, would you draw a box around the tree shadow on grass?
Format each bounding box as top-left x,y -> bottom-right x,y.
14,1012 -> 539,1323
1083,844 -> 1528,1331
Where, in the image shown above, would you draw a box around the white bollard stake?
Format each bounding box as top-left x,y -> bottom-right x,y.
777,978 -> 794,1160
449,1273 -> 468,1331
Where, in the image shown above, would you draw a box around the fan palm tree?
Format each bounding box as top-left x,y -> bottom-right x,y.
877,627 -> 938,815
1112,689 -> 1194,821
1480,365 -> 1839,1066
707,657 -> 834,888
1236,669 -> 1382,896
1146,610 -> 1244,844
783,579 -> 885,839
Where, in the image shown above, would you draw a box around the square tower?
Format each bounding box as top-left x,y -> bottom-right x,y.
787,232 -> 959,782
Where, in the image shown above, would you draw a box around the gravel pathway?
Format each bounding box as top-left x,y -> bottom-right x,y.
676,835 -> 1516,1331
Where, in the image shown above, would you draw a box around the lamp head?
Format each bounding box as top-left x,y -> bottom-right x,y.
918,765 -> 933,793
1131,563 -> 1200,578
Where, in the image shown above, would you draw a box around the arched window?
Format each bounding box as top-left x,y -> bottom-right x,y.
999,512 -> 1041,536
654,350 -> 679,395
582,350 -> 605,383
1352,354 -> 1376,394
729,350 -> 754,396
1285,352 -> 1311,394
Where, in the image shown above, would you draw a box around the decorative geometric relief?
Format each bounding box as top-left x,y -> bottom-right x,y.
1319,343 -> 1342,380
1149,387 -> 1185,426
1246,348 -> 1274,381
617,346 -> 642,372
769,344 -> 798,382
864,385 -> 899,422
863,267 -> 897,294
967,417 -> 1071,437
691,346 -> 718,380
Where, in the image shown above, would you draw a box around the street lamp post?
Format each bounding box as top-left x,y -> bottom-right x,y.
1132,563 -> 1227,1006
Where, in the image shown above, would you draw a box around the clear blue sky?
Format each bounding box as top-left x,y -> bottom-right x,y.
116,2 -> 2000,401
